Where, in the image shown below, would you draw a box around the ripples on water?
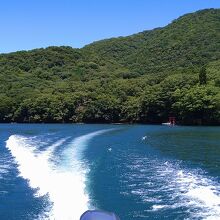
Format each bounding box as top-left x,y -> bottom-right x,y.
121,157 -> 220,219
1,124 -> 220,220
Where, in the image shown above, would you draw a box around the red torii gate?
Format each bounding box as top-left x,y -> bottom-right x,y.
169,117 -> 176,125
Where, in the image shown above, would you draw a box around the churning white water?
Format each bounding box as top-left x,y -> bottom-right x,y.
126,158 -> 220,219
6,130 -> 109,220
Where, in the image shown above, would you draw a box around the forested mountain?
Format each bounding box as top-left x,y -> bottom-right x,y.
0,9 -> 220,124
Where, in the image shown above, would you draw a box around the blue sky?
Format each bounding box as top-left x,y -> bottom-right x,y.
0,0 -> 220,53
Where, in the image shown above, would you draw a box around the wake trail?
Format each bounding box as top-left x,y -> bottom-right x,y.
6,129 -> 110,220
125,157 -> 220,219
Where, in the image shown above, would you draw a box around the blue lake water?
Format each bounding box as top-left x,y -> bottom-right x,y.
0,124 -> 220,220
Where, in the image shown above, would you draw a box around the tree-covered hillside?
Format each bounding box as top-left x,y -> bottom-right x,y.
0,9 -> 220,124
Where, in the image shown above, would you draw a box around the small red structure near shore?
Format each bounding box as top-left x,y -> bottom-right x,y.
162,117 -> 176,126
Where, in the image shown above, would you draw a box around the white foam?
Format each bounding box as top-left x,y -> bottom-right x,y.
154,164 -> 220,219
6,130 -> 109,220
142,136 -> 147,141
124,157 -> 220,219
151,204 -> 168,211
175,170 -> 220,219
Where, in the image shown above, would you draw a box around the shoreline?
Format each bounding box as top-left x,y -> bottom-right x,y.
1,122 -> 220,126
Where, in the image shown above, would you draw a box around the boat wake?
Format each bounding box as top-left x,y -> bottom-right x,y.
6,130 -> 109,220
123,157 -> 220,219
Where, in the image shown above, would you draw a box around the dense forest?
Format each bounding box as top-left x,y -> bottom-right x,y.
0,9 -> 220,125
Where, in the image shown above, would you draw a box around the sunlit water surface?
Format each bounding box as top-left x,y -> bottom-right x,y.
0,124 -> 220,220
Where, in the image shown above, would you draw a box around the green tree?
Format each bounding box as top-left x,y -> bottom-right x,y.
172,85 -> 220,124
199,66 -> 207,85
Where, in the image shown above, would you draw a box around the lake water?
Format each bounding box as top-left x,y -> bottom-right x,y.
0,124 -> 220,220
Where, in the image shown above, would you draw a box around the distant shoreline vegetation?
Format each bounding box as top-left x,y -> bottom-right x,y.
0,9 -> 220,125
